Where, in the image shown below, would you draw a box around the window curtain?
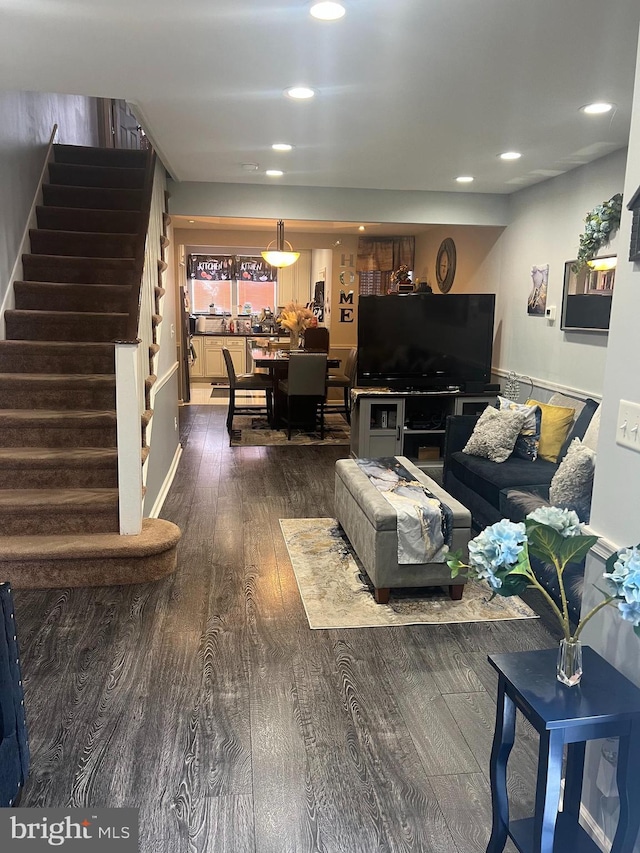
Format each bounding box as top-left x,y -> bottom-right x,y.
356,236 -> 415,273
356,236 -> 414,295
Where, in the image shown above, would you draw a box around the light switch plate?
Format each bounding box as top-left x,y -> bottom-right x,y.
616,399 -> 640,452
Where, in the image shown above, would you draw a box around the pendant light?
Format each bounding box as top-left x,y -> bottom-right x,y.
261,220 -> 300,268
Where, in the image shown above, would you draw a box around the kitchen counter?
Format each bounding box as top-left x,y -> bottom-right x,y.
193,332 -> 288,338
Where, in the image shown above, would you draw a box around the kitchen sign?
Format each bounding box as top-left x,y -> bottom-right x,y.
236,255 -> 277,281
188,254 -> 235,281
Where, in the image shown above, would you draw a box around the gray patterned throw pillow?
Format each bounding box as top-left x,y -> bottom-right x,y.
462,406 -> 529,463
496,395 -> 542,461
549,437 -> 596,521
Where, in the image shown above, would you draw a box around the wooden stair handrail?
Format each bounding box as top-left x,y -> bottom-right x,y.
123,148 -> 157,342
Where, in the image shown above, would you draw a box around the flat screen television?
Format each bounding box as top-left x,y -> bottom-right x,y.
357,293 -> 495,392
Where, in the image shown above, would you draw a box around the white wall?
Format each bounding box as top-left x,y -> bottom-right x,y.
414,225 -> 504,294
0,90 -> 99,305
490,151 -> 626,396
579,31 -> 640,851
168,180 -> 510,228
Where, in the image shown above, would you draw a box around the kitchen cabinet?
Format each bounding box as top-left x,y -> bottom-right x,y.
191,336 -> 246,381
190,336 -> 204,377
277,251 -> 312,307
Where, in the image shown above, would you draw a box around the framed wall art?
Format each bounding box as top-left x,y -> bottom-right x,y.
561,256 -> 615,332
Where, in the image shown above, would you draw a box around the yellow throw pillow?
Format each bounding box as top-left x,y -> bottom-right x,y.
526,399 -> 575,463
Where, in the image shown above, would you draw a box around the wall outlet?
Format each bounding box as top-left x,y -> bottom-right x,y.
616,400 -> 640,452
545,305 -> 556,322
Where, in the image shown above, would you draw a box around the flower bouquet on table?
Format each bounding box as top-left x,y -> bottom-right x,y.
277,302 -> 315,348
447,506 -> 640,686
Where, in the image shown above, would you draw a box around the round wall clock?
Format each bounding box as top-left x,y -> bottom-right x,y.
435,238 -> 457,293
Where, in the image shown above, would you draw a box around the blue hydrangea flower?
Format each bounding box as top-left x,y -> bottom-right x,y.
604,547 -> 640,597
527,506 -> 582,537
618,600 -> 640,626
622,571 -> 640,604
468,519 -> 526,588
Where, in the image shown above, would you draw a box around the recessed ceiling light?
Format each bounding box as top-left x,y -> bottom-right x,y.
265,169 -> 284,177
241,162 -> 259,171
358,225 -> 365,231
581,102 -> 614,115
310,1 -> 346,21
456,176 -> 474,183
272,143 -> 293,151
285,86 -> 316,100
500,151 -> 522,161
188,220 -> 195,224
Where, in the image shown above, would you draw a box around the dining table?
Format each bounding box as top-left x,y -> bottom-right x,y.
250,347 -> 341,429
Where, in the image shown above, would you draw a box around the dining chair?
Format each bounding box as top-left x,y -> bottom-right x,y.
302,326 -> 330,352
277,352 -> 328,440
222,347 -> 274,435
325,346 -> 357,424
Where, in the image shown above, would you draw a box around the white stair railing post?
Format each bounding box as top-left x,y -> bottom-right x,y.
115,341 -> 144,535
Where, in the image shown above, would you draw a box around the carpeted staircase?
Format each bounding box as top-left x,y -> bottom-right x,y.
0,144 -> 180,588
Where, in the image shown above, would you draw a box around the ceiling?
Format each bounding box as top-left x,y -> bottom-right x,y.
2,0 -> 639,197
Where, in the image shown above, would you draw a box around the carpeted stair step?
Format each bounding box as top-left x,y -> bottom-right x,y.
14,282 -> 131,314
53,144 -> 147,169
141,409 -> 154,445
0,518 -> 181,589
145,375 -> 157,410
0,448 -> 118,489
42,184 -> 143,211
0,373 -> 115,410
22,254 -> 138,285
5,309 -> 128,342
36,206 -> 141,234
148,343 -> 159,374
29,229 -> 137,259
48,162 -> 145,190
0,341 -> 115,374
0,488 -> 119,535
0,410 -> 116,448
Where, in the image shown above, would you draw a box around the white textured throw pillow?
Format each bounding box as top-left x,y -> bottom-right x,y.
549,437 -> 596,521
462,406 -> 529,463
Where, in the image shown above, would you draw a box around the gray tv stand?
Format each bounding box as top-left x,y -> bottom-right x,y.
350,388 -> 496,467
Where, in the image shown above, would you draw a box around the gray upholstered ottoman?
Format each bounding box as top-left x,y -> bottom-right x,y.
335,456 -> 472,604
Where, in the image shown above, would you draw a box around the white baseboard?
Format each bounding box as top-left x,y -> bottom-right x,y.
0,124 -> 58,340
146,443 -> 183,518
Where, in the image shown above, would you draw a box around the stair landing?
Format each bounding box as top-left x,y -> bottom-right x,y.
0,518 -> 181,588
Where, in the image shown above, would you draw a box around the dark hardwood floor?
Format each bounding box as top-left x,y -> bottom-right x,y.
13,404 -> 560,852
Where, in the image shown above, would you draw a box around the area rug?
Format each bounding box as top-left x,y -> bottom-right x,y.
230,414 -> 350,446
279,518 -> 538,629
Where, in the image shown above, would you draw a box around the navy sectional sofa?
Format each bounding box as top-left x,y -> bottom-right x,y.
442,397 -> 599,624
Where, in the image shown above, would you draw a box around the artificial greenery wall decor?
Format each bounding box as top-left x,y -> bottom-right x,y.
572,193 -> 623,273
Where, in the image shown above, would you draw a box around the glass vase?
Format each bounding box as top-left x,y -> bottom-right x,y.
289,329 -> 301,350
557,638 -> 583,687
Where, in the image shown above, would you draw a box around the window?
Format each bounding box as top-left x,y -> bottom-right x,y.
188,253 -> 277,315
236,280 -> 277,315
358,270 -> 391,296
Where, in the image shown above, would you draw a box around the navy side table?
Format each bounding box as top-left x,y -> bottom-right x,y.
487,647 -> 640,853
